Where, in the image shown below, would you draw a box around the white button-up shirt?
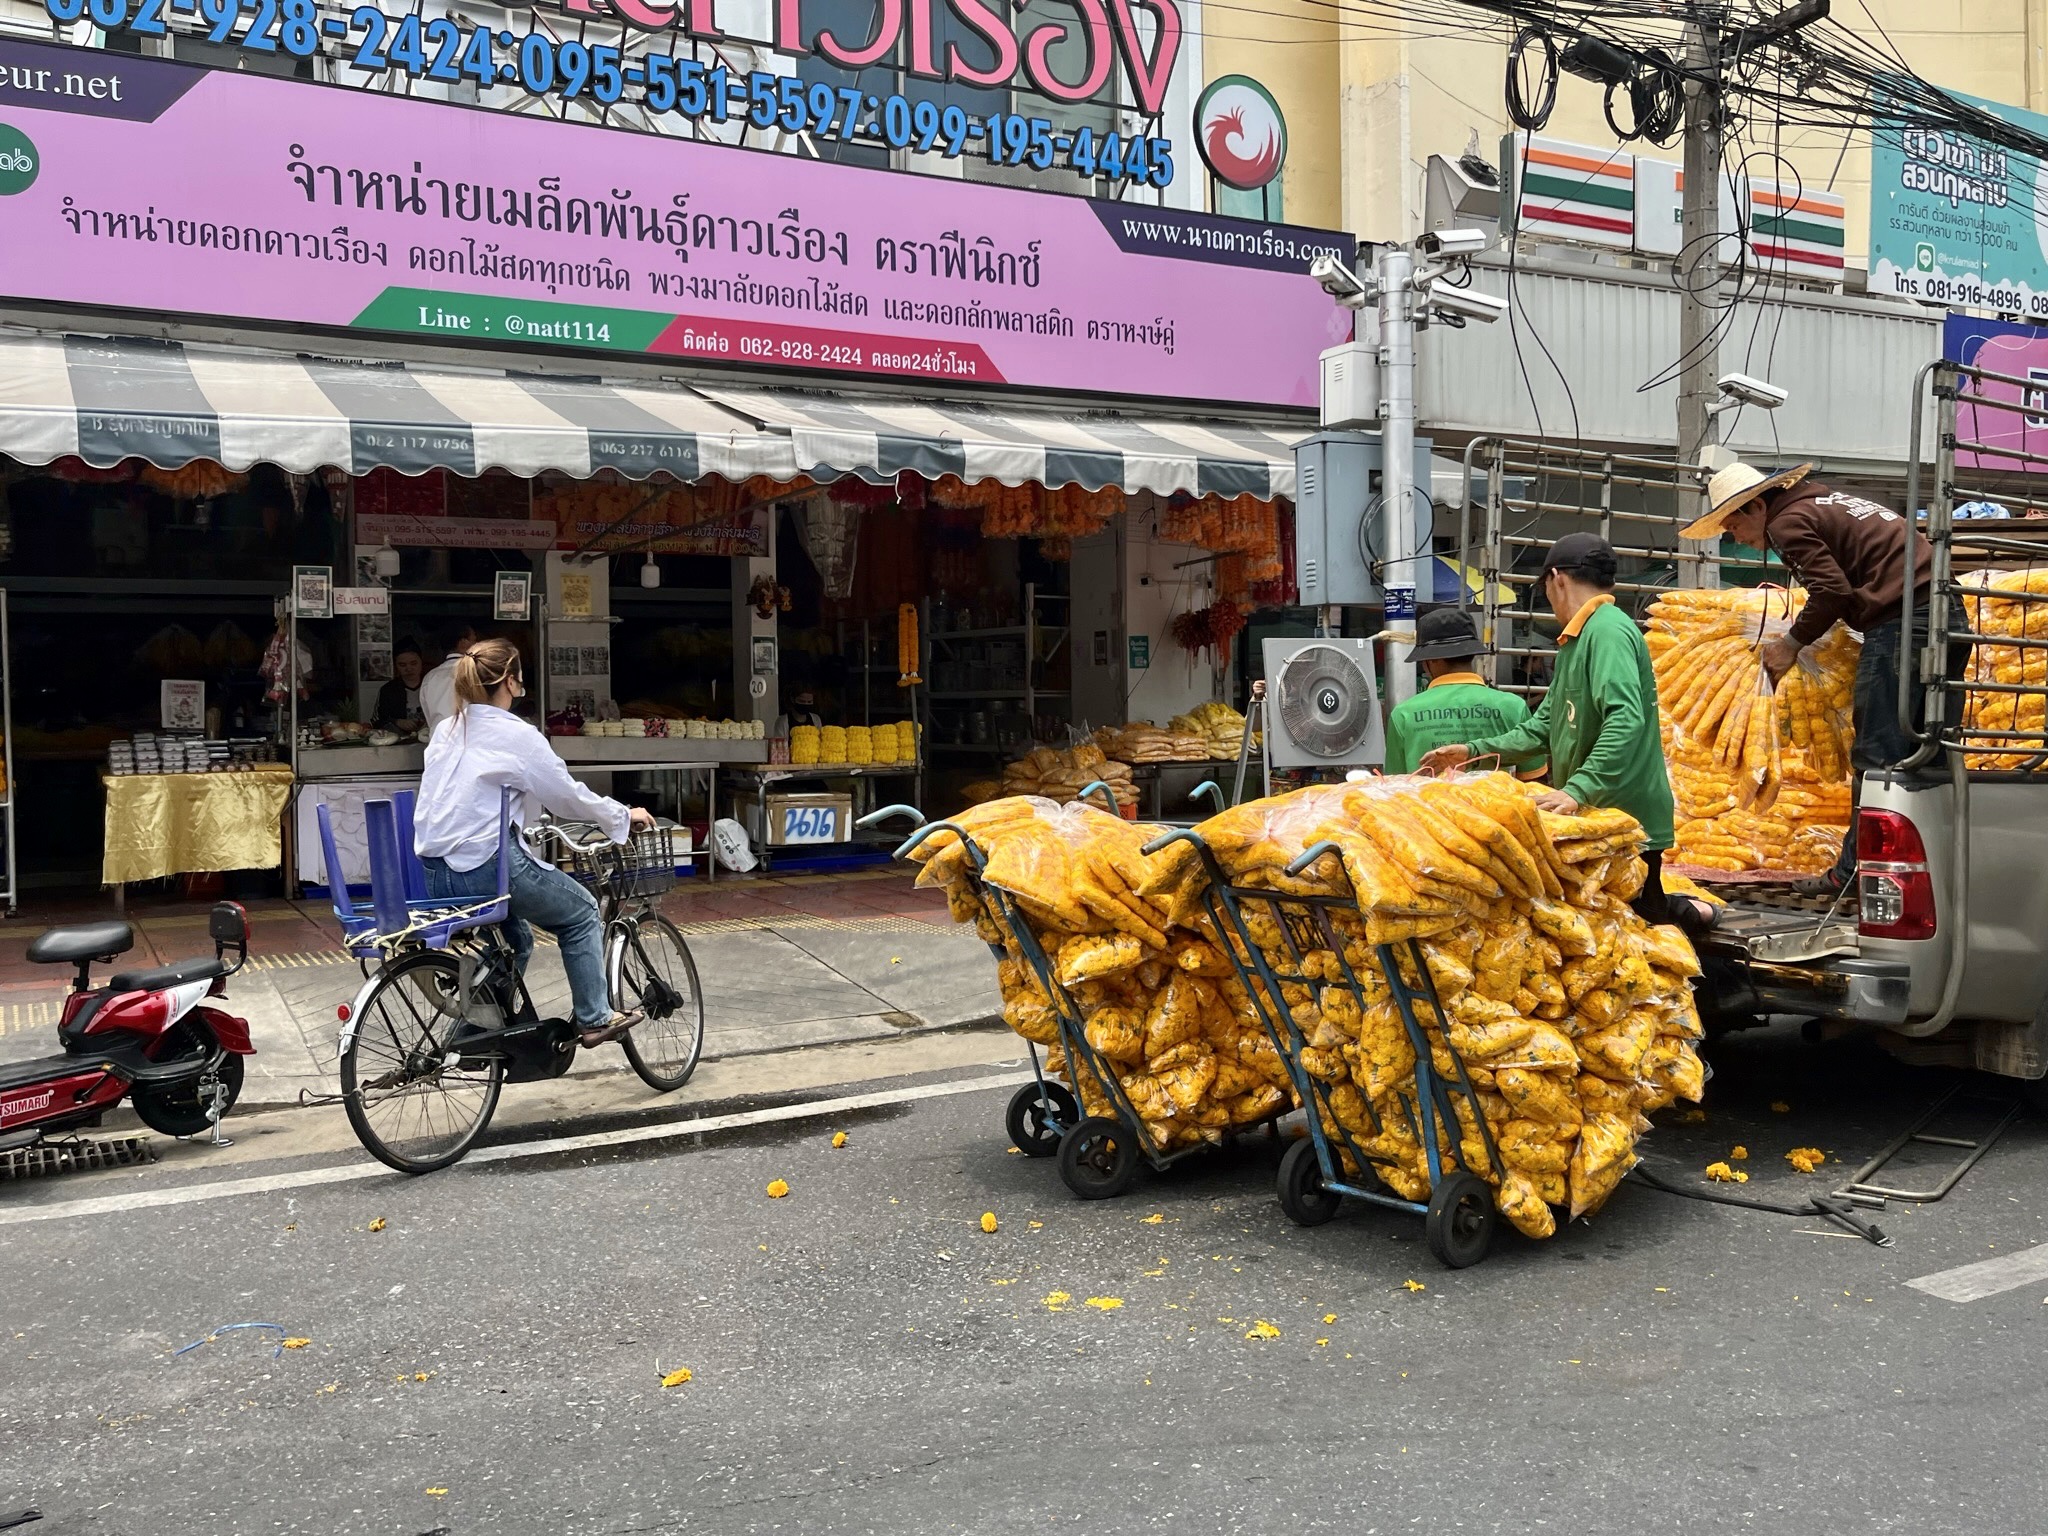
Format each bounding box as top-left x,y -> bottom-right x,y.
415,704 -> 631,872
419,653 -> 463,736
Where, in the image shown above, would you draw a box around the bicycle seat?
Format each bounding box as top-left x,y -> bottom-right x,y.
27,920 -> 135,966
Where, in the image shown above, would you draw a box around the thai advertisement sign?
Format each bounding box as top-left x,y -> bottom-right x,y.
0,38 -> 1349,407
1870,87 -> 2048,318
1941,312 -> 2048,477
52,0 -> 1185,188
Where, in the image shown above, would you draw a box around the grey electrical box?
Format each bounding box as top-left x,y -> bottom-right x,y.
1292,430 -> 1436,607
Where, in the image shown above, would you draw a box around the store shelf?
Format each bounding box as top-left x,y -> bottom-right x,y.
733,763 -> 924,779
552,736 -> 766,765
927,689 -> 1070,701
929,742 -> 1018,755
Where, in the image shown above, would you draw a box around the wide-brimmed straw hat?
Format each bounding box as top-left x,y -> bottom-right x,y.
1678,460 -> 1814,541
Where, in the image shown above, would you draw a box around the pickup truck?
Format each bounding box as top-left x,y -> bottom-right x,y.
1694,359 -> 2048,1102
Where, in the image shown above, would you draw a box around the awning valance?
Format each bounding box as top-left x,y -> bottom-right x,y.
0,332 -> 790,482
0,331 -> 1311,501
700,386 -> 1309,500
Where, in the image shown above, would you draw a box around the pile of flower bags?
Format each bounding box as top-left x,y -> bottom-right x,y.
1646,588 -> 1858,875
1960,567 -> 2048,769
909,798 -> 1294,1150
914,775 -> 1707,1241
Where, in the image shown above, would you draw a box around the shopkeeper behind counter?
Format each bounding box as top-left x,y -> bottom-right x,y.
373,640 -> 427,732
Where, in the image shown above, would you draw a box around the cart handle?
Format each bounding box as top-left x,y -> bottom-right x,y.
1188,780 -> 1224,815
857,803 -> 926,831
893,817 -> 986,868
1138,825 -> 1230,886
1074,780 -> 1119,814
1285,840 -> 1345,879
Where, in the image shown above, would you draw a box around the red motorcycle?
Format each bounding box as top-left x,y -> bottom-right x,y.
0,902 -> 253,1150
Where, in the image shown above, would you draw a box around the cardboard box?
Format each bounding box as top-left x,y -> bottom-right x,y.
735,791 -> 854,847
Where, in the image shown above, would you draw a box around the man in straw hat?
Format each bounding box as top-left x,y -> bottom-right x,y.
1422,533 -> 1714,935
1679,459 -> 1952,894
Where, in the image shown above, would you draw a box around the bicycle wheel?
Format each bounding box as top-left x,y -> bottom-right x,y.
612,915 -> 705,1092
340,950 -> 504,1175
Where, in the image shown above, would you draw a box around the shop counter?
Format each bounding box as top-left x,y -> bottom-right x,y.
297,744 -> 427,778
548,736 -> 766,766
102,765 -> 295,900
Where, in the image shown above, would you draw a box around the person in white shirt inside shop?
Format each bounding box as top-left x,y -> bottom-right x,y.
413,638 -> 654,1047
419,622 -> 478,736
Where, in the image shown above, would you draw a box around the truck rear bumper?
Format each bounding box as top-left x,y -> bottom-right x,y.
1746,958 -> 1914,1028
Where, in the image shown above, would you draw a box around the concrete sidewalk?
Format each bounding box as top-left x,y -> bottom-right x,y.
0,867 -> 1004,1106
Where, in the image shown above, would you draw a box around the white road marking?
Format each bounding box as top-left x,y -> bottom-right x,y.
1905,1243 -> 2048,1303
0,1069 -> 1033,1227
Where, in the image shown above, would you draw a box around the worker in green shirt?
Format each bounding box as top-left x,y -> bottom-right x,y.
1384,607 -> 1544,778
1420,533 -> 1712,934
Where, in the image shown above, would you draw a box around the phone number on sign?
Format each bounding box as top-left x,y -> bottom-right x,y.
52,0 -> 1176,188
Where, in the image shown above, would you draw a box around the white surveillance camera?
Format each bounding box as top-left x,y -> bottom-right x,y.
1419,227 -> 1490,257
1310,252 -> 1371,309
1426,280 -> 1506,324
1714,372 -> 1788,410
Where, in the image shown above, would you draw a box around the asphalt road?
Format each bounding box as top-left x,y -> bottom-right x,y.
3,1022 -> 2045,1535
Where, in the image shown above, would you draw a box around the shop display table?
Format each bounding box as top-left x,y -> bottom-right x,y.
102,765 -> 295,902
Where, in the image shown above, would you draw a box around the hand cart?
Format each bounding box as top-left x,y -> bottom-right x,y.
862,802 -> 1292,1200
1140,829 -> 1507,1268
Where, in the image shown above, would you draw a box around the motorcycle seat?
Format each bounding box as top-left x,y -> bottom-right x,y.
26,920 -> 135,966
107,955 -> 227,993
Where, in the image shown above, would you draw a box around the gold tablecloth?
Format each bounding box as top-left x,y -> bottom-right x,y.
101,767 -> 295,886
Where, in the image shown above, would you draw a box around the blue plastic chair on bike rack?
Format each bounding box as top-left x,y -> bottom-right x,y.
316,788 -> 513,957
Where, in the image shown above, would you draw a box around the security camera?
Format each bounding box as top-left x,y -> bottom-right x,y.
1712,372 -> 1789,411
1310,252 -> 1372,309
1418,227 -> 1491,257
1426,280 -> 1506,324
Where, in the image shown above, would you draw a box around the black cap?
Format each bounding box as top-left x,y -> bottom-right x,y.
1410,606 -> 1485,662
1537,532 -> 1618,585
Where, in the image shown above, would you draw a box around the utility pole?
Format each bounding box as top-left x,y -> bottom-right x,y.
1376,242 -> 1420,708
1675,8 -> 1724,590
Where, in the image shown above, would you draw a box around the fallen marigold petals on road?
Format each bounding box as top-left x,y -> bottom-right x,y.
1043,1291 -> 1072,1311
1770,1100 -> 1791,1113
281,1338 -> 311,1350
1704,1162 -> 1749,1183
367,1218 -> 387,1233
766,1179 -> 790,1198
1786,1146 -> 1827,1173
1323,1313 -> 1338,1323
1729,1145 -> 1749,1161
1139,1213 -> 1164,1225
980,1212 -> 999,1233
1402,1280 -> 1426,1293
661,1368 -> 693,1388
831,1132 -> 848,1149
1085,1297 -> 1124,1311
1244,1321 -> 1281,1340
425,1489 -> 448,1497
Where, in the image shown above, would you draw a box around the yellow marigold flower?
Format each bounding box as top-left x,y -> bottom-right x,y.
1245,1321 -> 1281,1339
980,1212 -> 999,1233
1786,1147 -> 1827,1173
661,1368 -> 692,1388
766,1179 -> 789,1198
1729,1145 -> 1749,1161
831,1132 -> 848,1148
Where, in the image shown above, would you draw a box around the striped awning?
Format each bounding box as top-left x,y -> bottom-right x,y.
0,331 -> 1310,499
0,332 -> 790,482
699,386 -> 1309,499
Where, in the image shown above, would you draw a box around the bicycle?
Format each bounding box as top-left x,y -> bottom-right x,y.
332,808 -> 705,1175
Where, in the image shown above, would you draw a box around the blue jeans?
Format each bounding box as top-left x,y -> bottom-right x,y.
1833,618 -> 1969,884
420,846 -> 612,1030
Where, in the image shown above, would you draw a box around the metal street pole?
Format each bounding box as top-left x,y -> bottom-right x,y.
1377,242 -> 1419,707
1676,10 -> 1724,590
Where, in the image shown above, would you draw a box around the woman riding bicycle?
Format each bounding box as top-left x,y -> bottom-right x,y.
413,637 -> 653,1048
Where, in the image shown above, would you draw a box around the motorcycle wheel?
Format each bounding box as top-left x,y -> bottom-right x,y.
132,1050 -> 245,1138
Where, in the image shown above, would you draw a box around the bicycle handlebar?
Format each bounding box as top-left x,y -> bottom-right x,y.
529,816 -> 675,855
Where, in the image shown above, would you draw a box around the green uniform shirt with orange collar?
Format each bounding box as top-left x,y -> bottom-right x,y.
1383,671 -> 1544,778
1462,595 -> 1676,852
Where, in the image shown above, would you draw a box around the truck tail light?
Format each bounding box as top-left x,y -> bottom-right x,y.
1858,809 -> 1937,940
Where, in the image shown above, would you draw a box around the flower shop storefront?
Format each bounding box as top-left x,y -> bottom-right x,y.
0,327 -> 1307,878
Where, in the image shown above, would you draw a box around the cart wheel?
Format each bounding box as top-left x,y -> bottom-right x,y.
1276,1136 -> 1341,1227
1424,1170 -> 1496,1269
1006,1081 -> 1078,1159
1057,1116 -> 1138,1200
